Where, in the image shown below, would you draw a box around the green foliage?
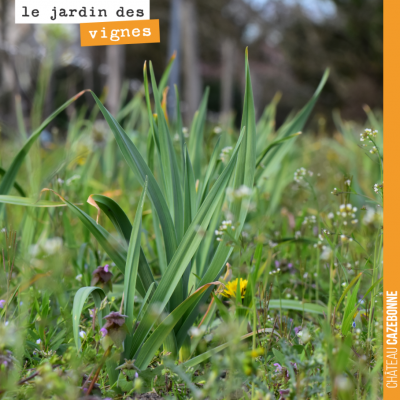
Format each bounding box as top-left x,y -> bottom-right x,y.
0,51 -> 383,400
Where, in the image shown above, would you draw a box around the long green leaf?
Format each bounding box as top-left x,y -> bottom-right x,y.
135,282 -> 219,370
176,51 -> 257,346
72,287 -> 109,351
174,85 -> 185,176
159,52 -> 176,95
232,48 -> 257,231
90,91 -> 178,264
128,129 -> 244,359
89,194 -> 132,242
341,279 -> 361,335
0,196 -> 66,207
149,62 -> 184,244
188,88 -> 210,179
148,62 -> 185,314
124,180 -> 147,354
268,300 -> 326,314
336,273 -> 362,311
256,132 -> 302,167
197,136 -> 221,208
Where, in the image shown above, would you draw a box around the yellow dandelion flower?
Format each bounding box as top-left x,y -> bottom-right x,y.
222,278 -> 248,299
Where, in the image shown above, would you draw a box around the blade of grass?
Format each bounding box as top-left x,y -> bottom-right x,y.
158,52 -> 176,95
72,287 -> 109,351
188,88 -> 210,179
124,180 -> 147,355
0,196 -> 66,207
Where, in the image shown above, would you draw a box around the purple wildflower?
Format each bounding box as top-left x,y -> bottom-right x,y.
103,312 -> 127,328
275,260 -> 280,268
274,363 -> 282,372
294,326 -> 302,335
135,372 -> 139,379
100,327 -> 108,337
0,300 -> 5,309
287,263 -> 293,269
91,265 -> 113,288
101,312 -> 128,347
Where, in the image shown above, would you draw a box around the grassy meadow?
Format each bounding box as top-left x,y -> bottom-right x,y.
0,53 -> 383,399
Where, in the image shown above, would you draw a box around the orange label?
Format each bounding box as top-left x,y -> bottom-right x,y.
384,1 -> 399,398
80,19 -> 160,46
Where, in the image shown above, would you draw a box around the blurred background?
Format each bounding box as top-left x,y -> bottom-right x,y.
0,0 -> 382,135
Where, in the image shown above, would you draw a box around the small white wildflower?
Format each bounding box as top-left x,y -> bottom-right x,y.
295,231 -> 301,239
345,179 -> 351,186
339,204 -> 346,213
36,339 -> 41,345
369,146 -> 378,154
294,167 -> 313,184
327,212 -> 334,219
214,126 -> 222,134
79,331 -> 86,339
75,274 -> 83,282
219,146 -> 233,162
